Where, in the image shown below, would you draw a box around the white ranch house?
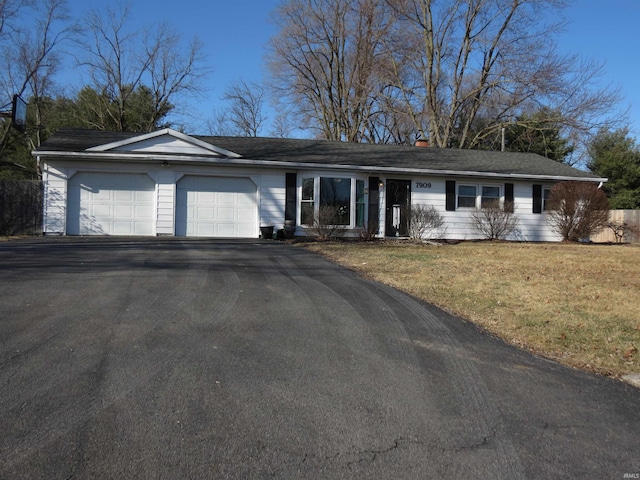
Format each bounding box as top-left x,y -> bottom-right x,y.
33,128 -> 607,241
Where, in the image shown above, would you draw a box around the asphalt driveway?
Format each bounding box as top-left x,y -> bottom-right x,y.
0,238 -> 638,479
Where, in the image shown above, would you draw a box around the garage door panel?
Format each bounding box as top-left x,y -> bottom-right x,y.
176,176 -> 257,237
67,173 -> 155,236
194,207 -> 211,218
114,205 -> 132,217
237,206 -> 256,216
218,192 -> 236,204
216,207 -> 235,220
135,191 -> 153,201
197,224 -> 215,236
93,204 -> 111,217
236,224 -> 256,237
113,222 -> 133,234
199,192 -> 216,203
113,190 -> 133,201
135,205 -> 153,217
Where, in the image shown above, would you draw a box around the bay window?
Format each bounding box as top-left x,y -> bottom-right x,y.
356,180 -> 365,227
301,178 -> 315,225
320,177 -> 350,225
300,176 -> 367,227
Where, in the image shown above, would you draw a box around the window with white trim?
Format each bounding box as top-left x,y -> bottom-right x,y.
458,185 -> 477,208
299,176 -> 367,227
457,184 -> 502,209
542,187 -> 552,211
320,177 -> 351,225
481,185 -> 501,208
301,177 -> 315,225
356,180 -> 365,227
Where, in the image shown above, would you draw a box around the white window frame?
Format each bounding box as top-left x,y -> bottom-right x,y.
542,187 -> 552,212
457,184 -> 478,209
457,183 -> 503,209
300,177 -> 315,225
481,185 -> 501,209
298,174 -> 367,228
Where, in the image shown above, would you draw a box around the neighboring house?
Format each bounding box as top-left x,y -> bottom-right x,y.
32,128 -> 607,241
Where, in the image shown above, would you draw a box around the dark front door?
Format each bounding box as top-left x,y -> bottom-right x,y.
385,179 -> 411,237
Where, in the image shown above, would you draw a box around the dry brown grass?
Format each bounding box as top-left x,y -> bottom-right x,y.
304,241 -> 640,378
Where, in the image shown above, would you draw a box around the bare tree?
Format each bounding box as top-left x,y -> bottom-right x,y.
385,0 -> 623,152
606,220 -> 640,245
0,0 -> 28,40
206,108 -> 234,136
268,0 -> 397,142
546,181 -> 610,242
407,204 -> 445,240
144,27 -> 208,132
269,107 -> 295,138
306,205 -> 348,240
77,3 -> 209,132
0,0 -> 74,157
470,201 -> 519,240
220,79 -> 266,137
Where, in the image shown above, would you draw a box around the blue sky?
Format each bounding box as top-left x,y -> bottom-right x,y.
64,0 -> 640,138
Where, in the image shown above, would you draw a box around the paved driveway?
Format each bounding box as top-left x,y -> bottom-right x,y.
0,238 -> 638,479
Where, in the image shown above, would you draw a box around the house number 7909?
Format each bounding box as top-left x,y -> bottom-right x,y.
415,182 -> 432,189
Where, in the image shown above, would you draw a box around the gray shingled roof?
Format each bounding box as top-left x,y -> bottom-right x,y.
34,128 -> 603,181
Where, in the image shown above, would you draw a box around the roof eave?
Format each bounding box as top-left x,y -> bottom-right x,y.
32,150 -> 606,183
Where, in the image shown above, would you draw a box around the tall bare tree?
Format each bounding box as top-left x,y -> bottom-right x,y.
269,0 -> 623,152
384,0 -> 622,151
268,0 -> 398,142
0,0 -> 72,178
218,79 -> 267,137
77,3 -> 209,132
0,0 -> 74,161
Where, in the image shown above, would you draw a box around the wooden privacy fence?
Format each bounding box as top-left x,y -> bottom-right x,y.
0,180 -> 43,236
591,210 -> 640,244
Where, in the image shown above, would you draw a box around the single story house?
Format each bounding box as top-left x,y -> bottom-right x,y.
33,128 -> 607,241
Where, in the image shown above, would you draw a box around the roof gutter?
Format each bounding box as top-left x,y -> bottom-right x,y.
32,150 -> 607,184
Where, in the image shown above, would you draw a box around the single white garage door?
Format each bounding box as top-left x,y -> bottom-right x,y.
175,176 -> 257,237
67,172 -> 156,235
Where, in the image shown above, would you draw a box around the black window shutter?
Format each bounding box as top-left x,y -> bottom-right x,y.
532,184 -> 542,214
285,173 -> 297,222
368,177 -> 380,233
445,180 -> 456,211
505,183 -> 514,213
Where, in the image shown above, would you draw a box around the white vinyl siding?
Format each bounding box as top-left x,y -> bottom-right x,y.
259,174 -> 286,228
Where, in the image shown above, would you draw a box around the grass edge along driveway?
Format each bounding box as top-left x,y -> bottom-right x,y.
304,241 -> 640,379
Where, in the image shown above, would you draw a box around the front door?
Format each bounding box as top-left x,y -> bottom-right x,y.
385,179 -> 411,237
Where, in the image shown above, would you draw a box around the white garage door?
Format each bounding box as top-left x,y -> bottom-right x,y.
67,172 -> 156,235
175,176 -> 257,237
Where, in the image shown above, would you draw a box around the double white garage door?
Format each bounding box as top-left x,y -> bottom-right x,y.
67,172 -> 257,237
